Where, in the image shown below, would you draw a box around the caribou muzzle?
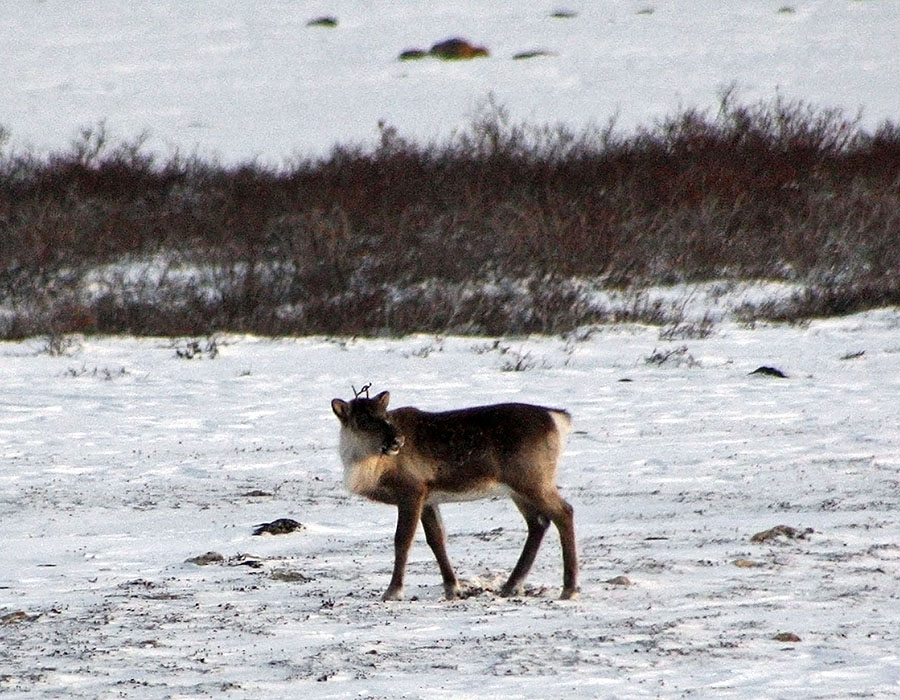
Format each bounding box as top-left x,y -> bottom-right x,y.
382,428 -> 405,456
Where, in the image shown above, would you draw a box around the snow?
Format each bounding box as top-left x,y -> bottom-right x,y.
3,314 -> 900,697
3,1 -> 900,163
3,2 -> 900,697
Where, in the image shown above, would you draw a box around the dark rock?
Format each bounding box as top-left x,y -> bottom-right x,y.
513,50 -> 557,60
399,49 -> 429,61
429,38 -> 489,60
749,366 -> 787,378
307,16 -> 337,28
252,518 -> 304,536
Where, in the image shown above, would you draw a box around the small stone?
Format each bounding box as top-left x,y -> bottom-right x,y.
269,569 -> 313,583
229,554 -> 265,568
1,611 -> 36,624
773,632 -> 801,643
399,49 -> 429,61
513,50 -> 557,60
242,489 -> 272,498
734,558 -> 765,568
751,525 -> 813,543
306,16 -> 337,28
185,551 -> 225,566
605,575 -> 633,586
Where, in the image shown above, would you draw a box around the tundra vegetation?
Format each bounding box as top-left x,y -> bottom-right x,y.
1,93 -> 899,340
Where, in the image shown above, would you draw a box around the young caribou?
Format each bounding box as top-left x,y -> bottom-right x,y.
331,388 -> 578,601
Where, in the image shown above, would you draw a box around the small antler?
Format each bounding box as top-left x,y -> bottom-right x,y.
352,383 -> 372,399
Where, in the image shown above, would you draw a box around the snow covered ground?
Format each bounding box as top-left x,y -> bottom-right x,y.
4,0 -> 900,162
2,312 -> 900,697
3,2 -> 900,697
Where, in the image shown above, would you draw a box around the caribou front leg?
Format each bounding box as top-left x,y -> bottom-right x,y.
421,504 -> 461,599
382,493 -> 425,601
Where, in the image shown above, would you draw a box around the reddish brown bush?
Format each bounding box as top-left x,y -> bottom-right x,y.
1,95 -> 899,338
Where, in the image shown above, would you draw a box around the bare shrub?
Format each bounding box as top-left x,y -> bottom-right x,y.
2,95 -> 899,339
645,346 -> 700,368
659,310 -> 716,341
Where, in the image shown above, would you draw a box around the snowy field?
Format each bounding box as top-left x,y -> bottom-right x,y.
3,0 -> 900,162
2,312 -> 900,698
3,1 -> 900,698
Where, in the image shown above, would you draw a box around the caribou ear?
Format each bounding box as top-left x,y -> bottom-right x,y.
332,398 -> 350,422
373,391 -> 391,411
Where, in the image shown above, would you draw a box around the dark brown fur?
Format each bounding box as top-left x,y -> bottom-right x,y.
332,391 -> 578,601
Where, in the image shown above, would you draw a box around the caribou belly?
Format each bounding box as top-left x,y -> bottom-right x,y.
427,483 -> 511,504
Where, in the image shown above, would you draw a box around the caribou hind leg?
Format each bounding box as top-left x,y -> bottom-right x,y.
500,497 -> 551,597
501,491 -> 578,599
550,494 -> 579,599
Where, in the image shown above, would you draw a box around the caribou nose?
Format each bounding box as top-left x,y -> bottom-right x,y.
383,434 -> 405,456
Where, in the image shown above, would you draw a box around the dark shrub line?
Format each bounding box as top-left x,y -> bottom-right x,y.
1,94 -> 899,339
